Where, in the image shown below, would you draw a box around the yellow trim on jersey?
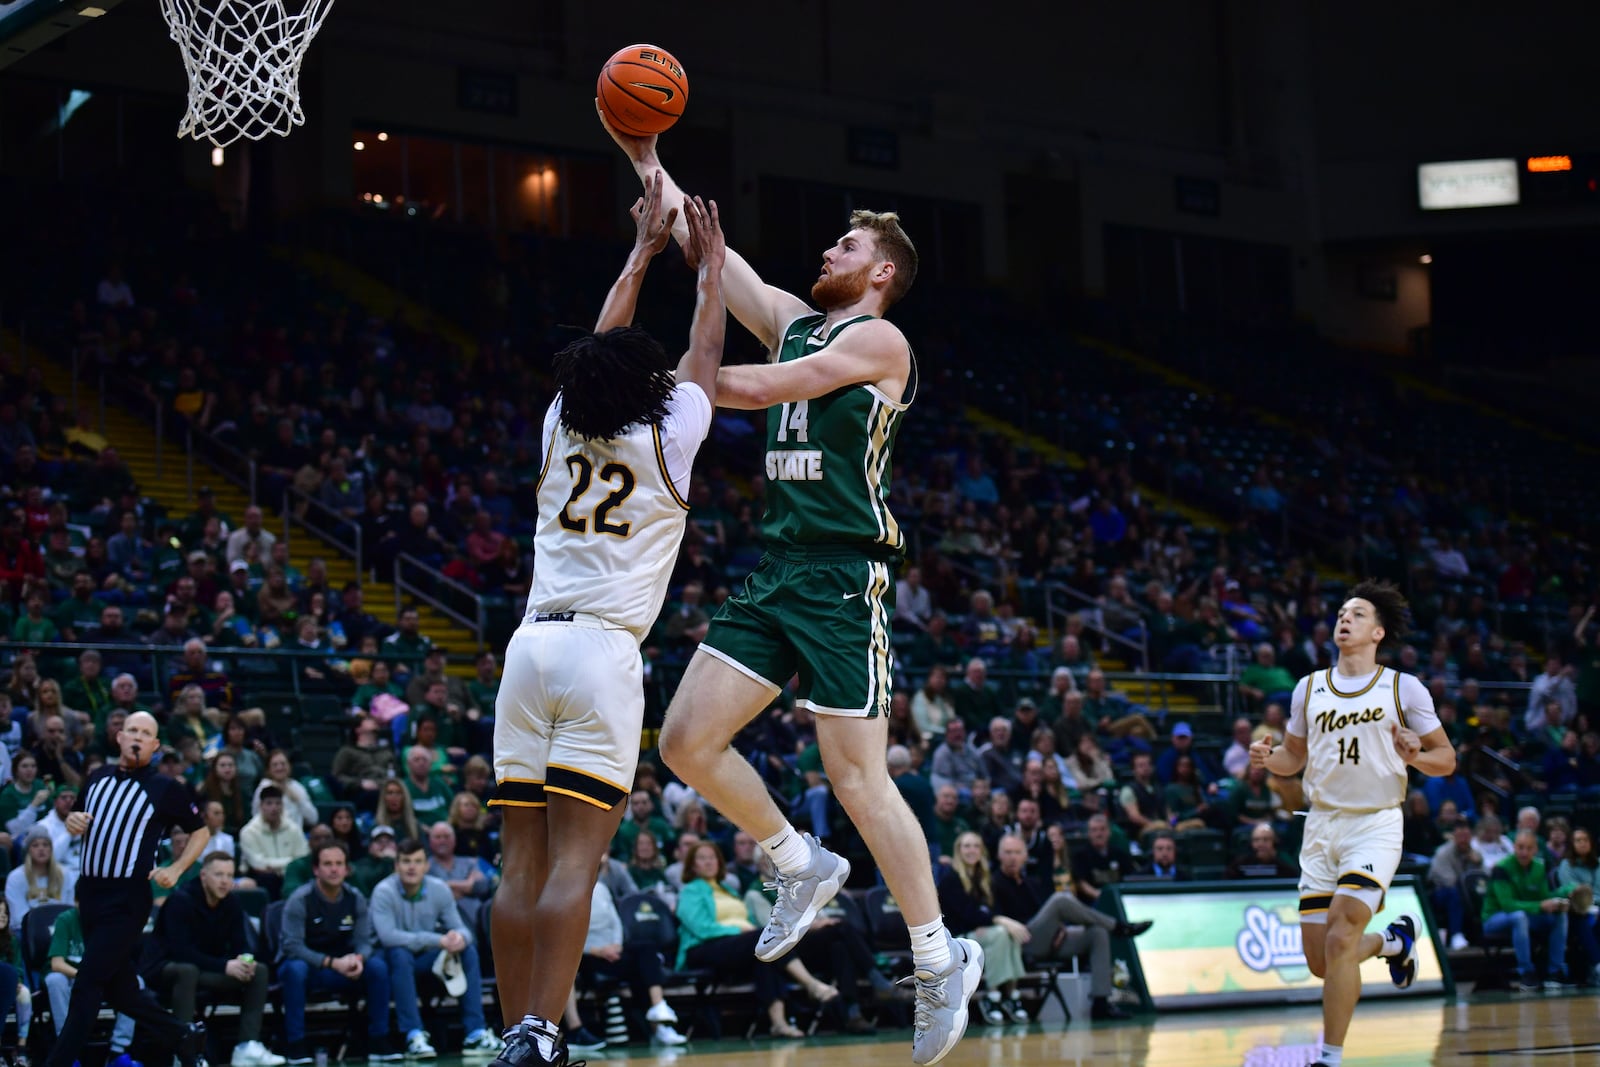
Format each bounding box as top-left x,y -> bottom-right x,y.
544,785 -> 616,810
497,776 -> 544,784
652,425 -> 691,511
487,799 -> 548,808
867,561 -> 893,714
1325,666 -> 1385,699
535,417 -> 560,493
1392,670 -> 1408,730
547,762 -> 629,796
863,401 -> 898,548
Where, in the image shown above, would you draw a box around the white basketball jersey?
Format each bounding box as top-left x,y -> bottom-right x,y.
1288,665 -> 1440,812
525,382 -> 712,643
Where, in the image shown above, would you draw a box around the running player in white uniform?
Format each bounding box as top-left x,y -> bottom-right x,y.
1251,580 -> 1456,1067
489,178 -> 726,1067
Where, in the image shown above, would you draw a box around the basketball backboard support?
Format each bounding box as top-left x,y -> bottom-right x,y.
0,0 -> 125,70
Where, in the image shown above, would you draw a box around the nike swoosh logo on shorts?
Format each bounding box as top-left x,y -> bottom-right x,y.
842,592 -> 863,600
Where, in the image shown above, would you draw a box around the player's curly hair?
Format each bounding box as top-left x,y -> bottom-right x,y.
1346,579 -> 1411,650
552,326 -> 676,441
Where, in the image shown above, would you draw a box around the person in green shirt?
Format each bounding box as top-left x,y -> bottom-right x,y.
400,745 -> 454,828
930,784 -> 971,865
282,825 -> 335,898
467,651 -> 500,716
1482,830 -> 1570,990
351,660 -> 404,712
0,752 -> 50,846
380,608 -> 432,680
51,574 -> 107,643
1238,642 -> 1297,712
10,591 -> 59,645
611,791 -> 675,861
350,825 -> 399,898
60,651 -> 113,730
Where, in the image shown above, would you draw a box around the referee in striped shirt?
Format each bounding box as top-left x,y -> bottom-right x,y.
45,711 -> 210,1067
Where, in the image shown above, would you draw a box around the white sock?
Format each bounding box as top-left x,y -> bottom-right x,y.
760,826 -> 813,876
909,918 -> 953,974
1381,926 -> 1405,956
1320,1044 -> 1343,1067
523,1015 -> 560,1059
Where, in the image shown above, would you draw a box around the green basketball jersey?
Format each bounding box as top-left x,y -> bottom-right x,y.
760,313 -> 916,554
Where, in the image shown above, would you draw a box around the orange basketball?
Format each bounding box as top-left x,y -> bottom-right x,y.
597,43 -> 688,137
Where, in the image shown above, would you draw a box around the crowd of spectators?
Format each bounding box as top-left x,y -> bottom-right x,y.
0,188 -> 1591,1057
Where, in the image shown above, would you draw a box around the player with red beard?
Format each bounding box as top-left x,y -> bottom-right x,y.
602,108 -> 981,1066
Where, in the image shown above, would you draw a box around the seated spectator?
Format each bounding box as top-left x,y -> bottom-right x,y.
1428,818 -> 1480,951
931,785 -> 970,866
1422,768 -> 1477,822
282,826 -> 335,899
167,638 -> 235,714
951,658 -> 1004,733
1052,634 -> 1096,688
1082,670 -> 1157,742
36,785 -> 84,876
1221,717 -> 1254,780
331,715 -> 395,811
370,838 -> 504,1057
1155,722 -> 1218,787
612,790 -> 673,862
1475,814 -> 1514,871
7,826 -> 75,934
375,779 -> 422,842
1117,752 -> 1170,841
200,799 -> 244,867
976,718 -> 1023,798
936,832 -> 1029,1026
992,834 -> 1143,1020
1238,643 -> 1296,713
907,612 -> 961,674
1230,764 -> 1280,831
911,666 -> 957,741
278,842 -> 398,1062
29,712 -> 84,792
930,719 -> 982,798
347,824 -> 396,899
1250,703 -> 1287,746
1556,826 -> 1600,983
44,905 -> 136,1059
1065,734 -> 1115,795
1071,814 -> 1133,903
674,842 -> 811,1038
60,652 -> 111,735
11,591 -> 60,645
53,573 -> 108,645
626,832 -> 669,897
1482,830 -> 1570,990
239,786 -> 309,899
251,750 -> 318,829
407,682 -> 473,768
201,752 -> 252,836
894,565 -> 933,633
0,752 -> 48,850
154,852 -> 283,1066
401,746 -> 454,828
351,661 -> 404,716
1145,831 -> 1186,881
1403,789 -> 1444,863
579,858 -> 686,1045
1225,825 -> 1298,879
426,822 -> 490,904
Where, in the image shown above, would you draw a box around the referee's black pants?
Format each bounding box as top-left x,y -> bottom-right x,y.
44,877 -> 185,1067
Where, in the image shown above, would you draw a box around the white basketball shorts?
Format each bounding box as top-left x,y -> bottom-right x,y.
1297,806 -> 1402,923
490,615 -> 642,811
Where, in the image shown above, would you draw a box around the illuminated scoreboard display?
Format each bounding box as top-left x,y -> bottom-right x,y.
1419,153 -> 1600,210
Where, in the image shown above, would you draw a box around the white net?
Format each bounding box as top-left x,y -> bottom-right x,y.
159,0 -> 337,147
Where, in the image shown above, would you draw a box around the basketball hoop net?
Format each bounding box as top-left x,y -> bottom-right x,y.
159,0 -> 336,147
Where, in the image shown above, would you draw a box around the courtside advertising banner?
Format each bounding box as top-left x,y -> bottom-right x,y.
1115,880 -> 1447,1008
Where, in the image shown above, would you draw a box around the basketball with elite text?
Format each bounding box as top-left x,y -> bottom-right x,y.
597,43 -> 688,136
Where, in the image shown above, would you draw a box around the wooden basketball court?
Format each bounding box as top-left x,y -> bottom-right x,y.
450,992 -> 1600,1067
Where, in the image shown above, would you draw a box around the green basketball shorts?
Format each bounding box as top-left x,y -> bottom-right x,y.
699,547 -> 897,718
